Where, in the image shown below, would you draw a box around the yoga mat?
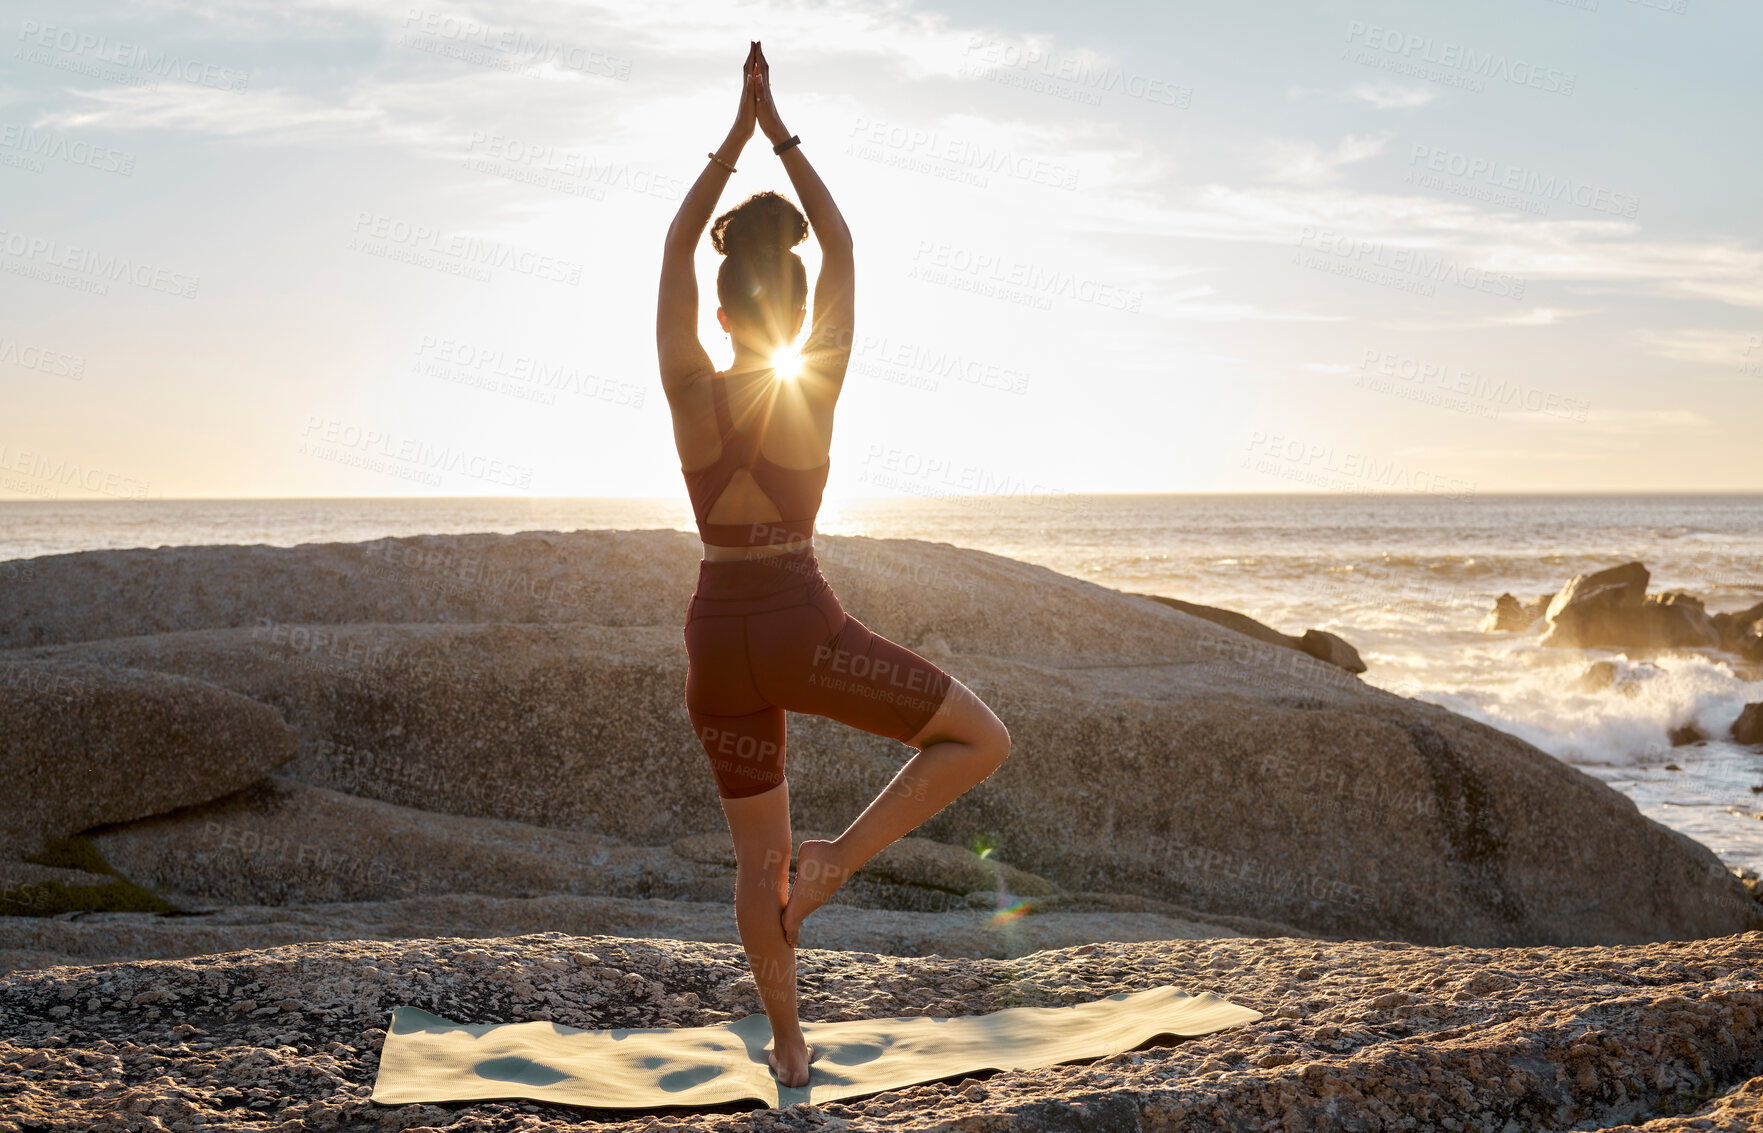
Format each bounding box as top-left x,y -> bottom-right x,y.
371,984 -> 1261,1109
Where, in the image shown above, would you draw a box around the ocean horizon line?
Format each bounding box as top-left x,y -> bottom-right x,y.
4,489 -> 1762,505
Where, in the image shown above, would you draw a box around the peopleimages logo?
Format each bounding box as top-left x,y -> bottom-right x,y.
1294,228 -> 1526,301
15,20 -> 250,92
847,117 -> 1081,191
0,124 -> 136,175
1406,145 -> 1639,218
1343,20 -> 1576,96
0,228 -> 199,298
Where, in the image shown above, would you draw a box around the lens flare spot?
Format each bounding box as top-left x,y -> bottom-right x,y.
770,346 -> 802,381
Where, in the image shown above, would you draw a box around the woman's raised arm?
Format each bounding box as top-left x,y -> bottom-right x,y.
752,44 -> 853,377
656,43 -> 760,393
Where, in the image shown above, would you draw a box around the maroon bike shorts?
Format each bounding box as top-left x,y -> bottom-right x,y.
683,546 -> 955,799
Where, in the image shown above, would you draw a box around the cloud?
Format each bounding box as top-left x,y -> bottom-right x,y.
1638,329 -> 1763,366
1109,177 -> 1763,312
1285,83 -> 1435,109
1157,285 -> 1346,322
36,82 -> 387,140
1484,307 -> 1597,326
1548,409 -> 1714,436
1347,82 -> 1435,110
1260,131 -> 1395,186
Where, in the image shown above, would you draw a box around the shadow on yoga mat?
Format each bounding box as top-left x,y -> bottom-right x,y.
371,985 -> 1261,1110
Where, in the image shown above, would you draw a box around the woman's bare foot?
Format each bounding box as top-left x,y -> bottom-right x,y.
781,839 -> 853,948
768,1040 -> 814,1087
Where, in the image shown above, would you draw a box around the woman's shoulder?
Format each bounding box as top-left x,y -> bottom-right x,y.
662,363 -> 722,399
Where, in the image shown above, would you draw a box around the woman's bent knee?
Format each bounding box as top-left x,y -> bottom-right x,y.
982,715 -> 1010,768
913,682 -> 1009,760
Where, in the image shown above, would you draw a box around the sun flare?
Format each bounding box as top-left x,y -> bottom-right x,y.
770,345 -> 803,381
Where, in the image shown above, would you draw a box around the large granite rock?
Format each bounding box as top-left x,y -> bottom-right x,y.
0,530 -> 706,650
7,533 -> 1757,948
85,775 -> 733,907
86,776 -> 1075,919
2,930 -> 1762,1131
0,660 -> 297,858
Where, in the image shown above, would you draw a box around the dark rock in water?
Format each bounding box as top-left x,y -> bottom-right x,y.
1734,703 -> 1763,746
0,661 -> 297,859
1653,591 -> 1709,615
1545,562 -> 1650,623
1144,595 -> 1366,674
1298,629 -> 1367,674
1641,592 -> 1722,648
1669,722 -> 1709,747
1480,592 -> 1537,632
1542,564 -> 1719,650
1715,601 -> 1763,661
1574,660 -> 1620,693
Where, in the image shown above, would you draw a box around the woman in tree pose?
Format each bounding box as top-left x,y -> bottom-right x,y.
655,42 -> 1011,1088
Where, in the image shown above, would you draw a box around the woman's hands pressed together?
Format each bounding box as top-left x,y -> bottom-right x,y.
729,41 -> 759,145
750,41 -> 791,146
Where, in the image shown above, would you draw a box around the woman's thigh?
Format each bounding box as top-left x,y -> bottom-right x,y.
759,590 -> 955,743
683,612 -> 767,717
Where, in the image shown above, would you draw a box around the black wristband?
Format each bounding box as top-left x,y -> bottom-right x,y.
772,134 -> 801,155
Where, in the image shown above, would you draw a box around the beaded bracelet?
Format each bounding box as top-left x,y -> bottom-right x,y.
707,151 -> 737,173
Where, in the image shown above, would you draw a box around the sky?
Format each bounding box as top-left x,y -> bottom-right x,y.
2,0 -> 1759,505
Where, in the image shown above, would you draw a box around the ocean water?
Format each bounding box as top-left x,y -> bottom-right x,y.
4,494 -> 1761,871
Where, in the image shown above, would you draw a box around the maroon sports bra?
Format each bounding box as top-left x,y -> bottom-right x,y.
681,370 -> 830,548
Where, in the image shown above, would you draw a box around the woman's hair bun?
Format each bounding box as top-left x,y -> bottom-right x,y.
711,191 -> 809,259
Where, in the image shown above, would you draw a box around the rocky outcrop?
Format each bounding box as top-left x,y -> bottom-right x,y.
3,930 -> 1763,1131
672,829 -> 1058,898
1573,658 -> 1664,696
1491,562 -> 1756,657
1534,563 -> 1728,650
1298,628 -> 1366,673
1669,722 -> 1709,747
0,532 -> 1227,669
85,776 -> 734,908
18,618 -> 1759,946
1715,601 -> 1763,661
1575,659 -> 1620,693
86,776 -> 1072,918
1549,561 -> 1651,617
5,532 -> 1756,948
1734,703 -> 1763,746
1141,595 -> 1366,673
1480,591 -> 1553,632
0,661 -> 297,859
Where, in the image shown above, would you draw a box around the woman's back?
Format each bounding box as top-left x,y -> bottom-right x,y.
675,364 -> 837,543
